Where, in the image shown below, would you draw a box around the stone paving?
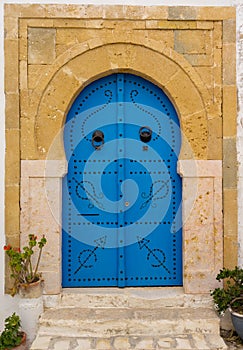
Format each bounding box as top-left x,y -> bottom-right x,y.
30,291 -> 230,350
31,334 -> 228,350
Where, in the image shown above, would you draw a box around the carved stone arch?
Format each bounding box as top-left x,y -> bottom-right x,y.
35,41 -> 209,161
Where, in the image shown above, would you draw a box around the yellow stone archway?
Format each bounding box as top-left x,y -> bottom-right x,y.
34,41 -> 209,161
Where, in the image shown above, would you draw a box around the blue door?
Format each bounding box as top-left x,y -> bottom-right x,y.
62,73 -> 182,287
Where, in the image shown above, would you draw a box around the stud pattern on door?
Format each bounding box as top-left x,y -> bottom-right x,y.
62,73 -> 182,287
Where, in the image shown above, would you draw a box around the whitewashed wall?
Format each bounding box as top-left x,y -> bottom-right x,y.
0,0 -> 241,328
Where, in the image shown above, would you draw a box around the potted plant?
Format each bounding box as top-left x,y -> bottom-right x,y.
4,234 -> 47,296
211,266 -> 243,340
0,313 -> 26,350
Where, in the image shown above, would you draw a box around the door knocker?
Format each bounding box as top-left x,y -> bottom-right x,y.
139,126 -> 152,143
92,130 -> 104,150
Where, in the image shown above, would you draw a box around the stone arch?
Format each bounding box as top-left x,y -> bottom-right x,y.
34,40 -> 209,160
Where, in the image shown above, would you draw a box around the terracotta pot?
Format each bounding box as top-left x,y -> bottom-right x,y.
6,332 -> 27,350
19,279 -> 43,298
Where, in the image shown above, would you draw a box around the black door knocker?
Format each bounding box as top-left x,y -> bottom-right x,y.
139,126 -> 152,143
92,130 -> 104,149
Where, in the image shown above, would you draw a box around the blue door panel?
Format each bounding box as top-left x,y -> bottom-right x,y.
62,73 -> 182,287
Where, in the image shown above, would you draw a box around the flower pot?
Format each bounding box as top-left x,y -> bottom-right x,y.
19,279 -> 43,299
229,297 -> 243,340
18,280 -> 44,343
5,332 -> 27,350
15,332 -> 27,350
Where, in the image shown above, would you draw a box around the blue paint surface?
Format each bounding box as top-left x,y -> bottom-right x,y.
62,73 -> 182,287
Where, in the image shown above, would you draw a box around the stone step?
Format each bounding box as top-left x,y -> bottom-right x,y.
57,287 -> 213,309
31,333 -> 228,350
37,307 -> 220,338
31,334 -> 228,350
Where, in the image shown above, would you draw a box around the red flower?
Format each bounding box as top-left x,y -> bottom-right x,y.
4,244 -> 11,251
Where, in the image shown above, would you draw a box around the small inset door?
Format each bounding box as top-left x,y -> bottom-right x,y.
62,73 -> 182,287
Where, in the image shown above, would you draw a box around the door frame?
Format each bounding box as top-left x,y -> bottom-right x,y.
20,41 -> 224,295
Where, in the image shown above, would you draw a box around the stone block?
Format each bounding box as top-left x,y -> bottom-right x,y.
56,28 -> 82,45
107,20 -> 145,30
197,21 -> 214,29
42,271 -> 61,295
19,23 -> 28,61
53,340 -> 71,350
224,235 -> 238,269
30,335 -> 52,350
197,7 -> 235,20
134,338 -> 154,349
124,6 -> 147,20
5,233 -> 20,246
213,47 -> 222,77
208,117 -> 222,159
174,30 -> 210,54
4,4 -> 47,18
75,338 -> 92,349
19,89 -> 31,119
166,71 -> 205,121
168,6 -> 198,20
192,334 -> 210,349
223,43 -> 236,85
214,21 -> 222,49
144,6 -> 168,20
129,46 -> 179,86
4,39 -> 19,93
4,16 -> 18,39
46,4 -> 89,18
28,28 -> 56,64
224,19 -> 236,56
183,53 -> 213,67
113,337 -> 131,349
27,18 -> 54,28
195,67 -> 213,91
157,337 -> 173,348
223,138 -> 237,188
103,5 -> 125,19
146,20 -> 197,29
5,93 -> 20,129
147,30 -> 174,48
5,185 -> 20,235
85,4 -> 105,18
96,338 -> 111,349
28,65 -> 49,90
175,336 -> 192,349
223,85 -> 237,137
182,112 -> 208,159
5,129 -> 20,186
85,19 -> 104,29
224,189 -> 237,238
20,118 -> 37,160
19,60 -> 28,90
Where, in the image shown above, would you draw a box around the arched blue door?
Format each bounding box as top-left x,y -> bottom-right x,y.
62,73 -> 182,287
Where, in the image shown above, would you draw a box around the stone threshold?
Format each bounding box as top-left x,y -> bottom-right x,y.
43,287 -> 213,309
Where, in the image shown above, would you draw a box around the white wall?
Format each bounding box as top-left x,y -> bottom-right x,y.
0,0 -> 242,328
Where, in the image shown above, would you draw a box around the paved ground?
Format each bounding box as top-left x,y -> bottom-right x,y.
31,334 -> 228,349
222,330 -> 243,349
